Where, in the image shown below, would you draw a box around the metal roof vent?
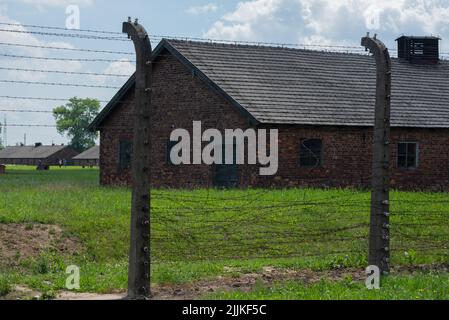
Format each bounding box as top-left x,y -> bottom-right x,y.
396,36 -> 441,64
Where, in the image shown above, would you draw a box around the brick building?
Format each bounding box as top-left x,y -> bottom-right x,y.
0,143 -> 79,166
89,36 -> 449,190
73,145 -> 100,167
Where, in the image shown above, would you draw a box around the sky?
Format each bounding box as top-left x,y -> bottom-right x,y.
0,0 -> 449,146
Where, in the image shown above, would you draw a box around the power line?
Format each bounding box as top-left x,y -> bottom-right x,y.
0,79 -> 121,89
0,42 -> 134,55
0,53 -> 135,63
0,66 -> 132,77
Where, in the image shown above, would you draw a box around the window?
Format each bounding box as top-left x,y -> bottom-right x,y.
413,42 -> 424,55
300,139 -> 322,168
397,142 -> 418,169
119,140 -> 132,169
166,140 -> 178,165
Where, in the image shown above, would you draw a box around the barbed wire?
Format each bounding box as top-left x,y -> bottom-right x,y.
4,22 -> 449,55
0,79 -> 121,89
0,109 -> 53,113
0,67 -> 132,77
0,22 -> 125,35
4,124 -> 57,127
0,28 -> 130,41
0,42 -> 134,55
0,53 -> 135,63
0,95 -> 110,103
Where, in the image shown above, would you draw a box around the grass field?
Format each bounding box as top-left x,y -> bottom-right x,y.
0,166 -> 448,300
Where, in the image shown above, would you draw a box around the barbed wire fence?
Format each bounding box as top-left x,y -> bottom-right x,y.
0,22 -> 448,286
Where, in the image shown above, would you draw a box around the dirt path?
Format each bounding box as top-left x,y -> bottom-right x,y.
150,267 -> 367,300
4,263 -> 448,300
54,267 -> 366,300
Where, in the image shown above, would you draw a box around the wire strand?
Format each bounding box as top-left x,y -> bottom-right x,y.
0,41 -> 134,55
0,28 -> 130,41
0,79 -> 121,89
0,53 -> 135,63
0,66 -> 132,77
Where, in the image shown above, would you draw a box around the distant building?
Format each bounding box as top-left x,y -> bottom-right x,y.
0,143 -> 79,166
72,145 -> 100,167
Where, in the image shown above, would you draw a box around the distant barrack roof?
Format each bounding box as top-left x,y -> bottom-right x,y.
0,145 -> 67,159
73,145 -> 99,160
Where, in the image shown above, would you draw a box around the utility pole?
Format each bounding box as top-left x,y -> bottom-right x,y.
362,34 -> 391,274
123,18 -> 152,299
3,115 -> 7,147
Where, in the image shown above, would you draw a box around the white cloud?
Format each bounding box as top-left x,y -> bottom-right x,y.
0,14 -> 82,82
186,3 -> 218,15
90,58 -> 135,85
296,0 -> 449,49
103,58 -> 135,77
204,0 -> 283,40
206,21 -> 254,40
222,0 -> 281,23
204,0 -> 449,50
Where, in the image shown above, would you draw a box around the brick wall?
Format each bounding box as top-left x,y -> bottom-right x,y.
48,147 -> 79,166
99,51 -> 449,191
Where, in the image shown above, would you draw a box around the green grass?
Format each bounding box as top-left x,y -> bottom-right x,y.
0,275 -> 11,297
207,273 -> 449,300
0,165 -> 448,298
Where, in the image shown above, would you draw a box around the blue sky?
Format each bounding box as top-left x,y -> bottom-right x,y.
1,0 -> 449,146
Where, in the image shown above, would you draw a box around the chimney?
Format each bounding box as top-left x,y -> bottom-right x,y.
35,142 -> 42,147
396,36 -> 441,64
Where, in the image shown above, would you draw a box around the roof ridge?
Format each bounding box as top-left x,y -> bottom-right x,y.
165,38 -> 449,64
164,38 -> 376,58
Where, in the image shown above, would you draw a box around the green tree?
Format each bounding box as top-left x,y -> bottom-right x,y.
53,97 -> 100,152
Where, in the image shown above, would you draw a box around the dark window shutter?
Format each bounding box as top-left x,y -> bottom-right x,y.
119,140 -> 133,169
166,140 -> 178,165
300,139 -> 322,168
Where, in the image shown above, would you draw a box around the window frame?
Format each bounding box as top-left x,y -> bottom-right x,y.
397,141 -> 419,169
299,138 -> 323,168
118,139 -> 133,170
166,140 -> 178,165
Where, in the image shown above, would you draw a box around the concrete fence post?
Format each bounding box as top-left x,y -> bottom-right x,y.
123,18 -> 152,299
361,34 -> 392,274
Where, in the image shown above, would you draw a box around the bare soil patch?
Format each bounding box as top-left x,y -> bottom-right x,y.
0,286 -> 42,301
5,264 -> 448,300
150,267 -> 367,300
56,292 -> 126,300
150,264 -> 449,300
0,223 -> 80,266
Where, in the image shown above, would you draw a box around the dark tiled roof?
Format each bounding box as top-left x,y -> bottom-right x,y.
167,40 -> 449,128
0,145 -> 67,159
73,145 -> 99,160
90,39 -> 449,129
